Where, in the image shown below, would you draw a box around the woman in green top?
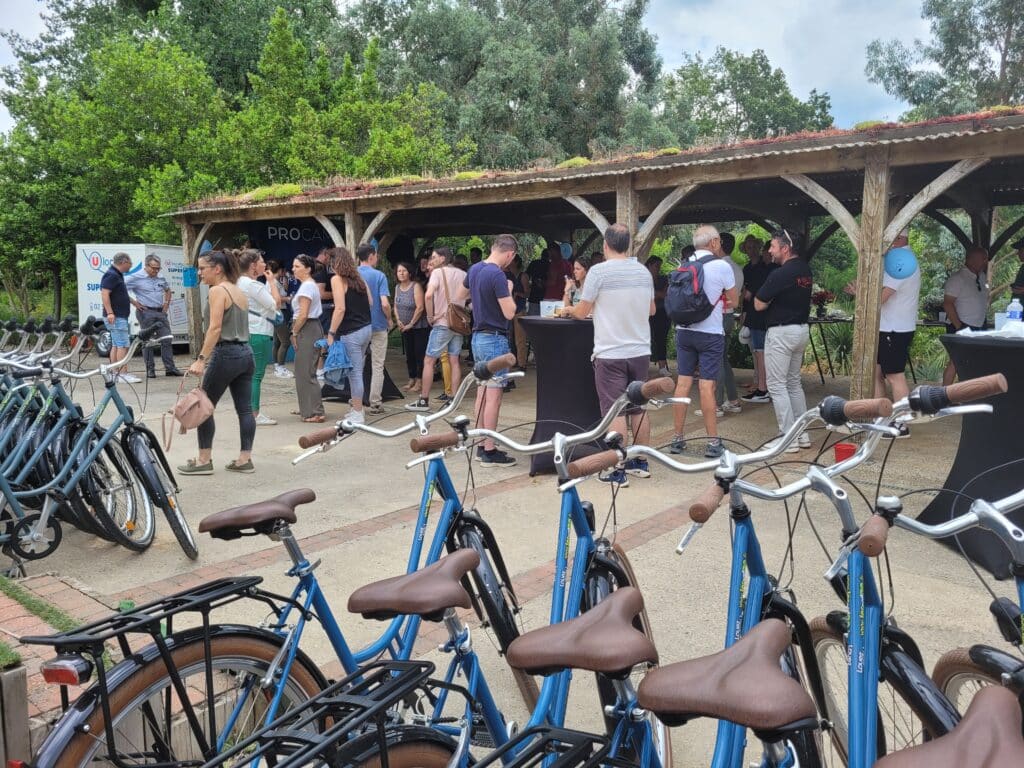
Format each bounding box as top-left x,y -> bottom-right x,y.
178,249 -> 256,476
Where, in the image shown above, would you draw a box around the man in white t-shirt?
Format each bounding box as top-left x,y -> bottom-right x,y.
943,245 -> 990,385
877,230 -> 921,408
669,225 -> 738,459
569,223 -> 655,485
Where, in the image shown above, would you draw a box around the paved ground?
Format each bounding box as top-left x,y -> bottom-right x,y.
3,353 -> 1013,764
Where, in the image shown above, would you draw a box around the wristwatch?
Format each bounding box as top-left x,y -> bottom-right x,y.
198,354 -> 206,361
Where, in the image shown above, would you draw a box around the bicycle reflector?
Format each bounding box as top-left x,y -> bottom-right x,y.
40,654 -> 93,686
8,760 -> 28,768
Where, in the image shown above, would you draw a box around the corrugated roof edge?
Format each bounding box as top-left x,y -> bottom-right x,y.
173,108 -> 1024,217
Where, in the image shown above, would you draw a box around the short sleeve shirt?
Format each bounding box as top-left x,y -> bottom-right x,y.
427,266 -> 467,327
292,280 -> 323,319
124,272 -> 170,309
358,265 -> 391,331
580,258 -> 654,360
313,265 -> 333,305
680,252 -> 736,336
944,267 -> 989,327
742,262 -> 776,330
100,266 -> 131,318
880,259 -> 921,333
465,262 -> 511,332
756,258 -> 813,327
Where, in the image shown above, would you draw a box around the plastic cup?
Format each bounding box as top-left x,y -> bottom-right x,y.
833,442 -> 856,463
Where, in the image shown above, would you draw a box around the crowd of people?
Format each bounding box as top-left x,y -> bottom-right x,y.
97,222 -> 1023,479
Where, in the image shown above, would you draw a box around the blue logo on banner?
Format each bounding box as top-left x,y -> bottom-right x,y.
182,267 -> 199,288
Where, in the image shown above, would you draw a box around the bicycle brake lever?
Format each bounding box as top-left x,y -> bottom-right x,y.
406,451 -> 445,469
915,403 -> 993,421
848,422 -> 900,437
676,522 -> 702,554
823,544 -> 851,582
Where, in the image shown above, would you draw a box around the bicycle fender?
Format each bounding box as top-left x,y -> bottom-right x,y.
30,624 -> 329,768
968,644 -> 1024,689
880,646 -> 960,741
121,423 -> 177,485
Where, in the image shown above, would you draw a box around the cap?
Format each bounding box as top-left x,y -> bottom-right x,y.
1012,238 -> 1024,250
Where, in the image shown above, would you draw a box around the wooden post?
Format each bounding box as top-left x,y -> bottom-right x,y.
179,222 -> 205,358
616,174 -> 640,256
0,665 -> 30,764
851,150 -> 891,399
344,206 -> 363,254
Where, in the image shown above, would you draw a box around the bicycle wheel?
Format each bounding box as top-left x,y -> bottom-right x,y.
125,429 -> 198,559
584,542 -> 673,768
932,648 -> 1000,714
343,725 -> 457,767
456,524 -> 539,710
810,616 -> 927,766
48,631 -> 326,768
84,436 -> 156,552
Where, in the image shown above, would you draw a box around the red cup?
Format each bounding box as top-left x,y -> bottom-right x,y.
833,442 -> 856,463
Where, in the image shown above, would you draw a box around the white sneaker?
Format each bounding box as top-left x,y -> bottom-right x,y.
344,409 -> 365,424
765,438 -> 800,454
316,368 -> 325,381
798,432 -> 813,449
119,373 -> 142,384
695,408 -> 724,418
721,401 -> 742,414
274,365 -> 294,379
255,414 -> 277,426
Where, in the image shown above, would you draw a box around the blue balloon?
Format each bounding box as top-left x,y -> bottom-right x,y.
559,242 -> 573,260
884,246 -> 918,279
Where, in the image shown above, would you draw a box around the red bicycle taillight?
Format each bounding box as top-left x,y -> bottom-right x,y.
40,655 -> 93,686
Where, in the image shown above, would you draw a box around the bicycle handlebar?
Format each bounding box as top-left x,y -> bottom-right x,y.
858,515 -> 891,557
909,373 -> 1007,415
297,427 -> 340,449
689,483 -> 727,524
482,353 -> 517,376
819,396 -> 893,426
567,450 -> 621,478
409,432 -> 461,453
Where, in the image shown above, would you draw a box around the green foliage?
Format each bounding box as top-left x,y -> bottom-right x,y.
248,184 -> 304,202
556,157 -> 592,169
853,120 -> 887,130
657,147 -> 682,156
664,48 -> 834,143
0,575 -> 82,635
453,170 -> 485,181
866,0 -> 1024,120
0,639 -> 19,670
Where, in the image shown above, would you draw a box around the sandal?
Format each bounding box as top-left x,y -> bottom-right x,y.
302,415 -> 325,423
291,409 -> 303,415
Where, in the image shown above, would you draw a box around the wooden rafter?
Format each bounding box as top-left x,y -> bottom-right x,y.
883,158 -> 990,244
361,209 -> 391,245
806,221 -> 841,260
314,214 -> 345,248
563,195 -> 610,234
923,209 -> 973,251
782,174 -> 860,246
991,213 -> 1024,254
635,183 -> 699,249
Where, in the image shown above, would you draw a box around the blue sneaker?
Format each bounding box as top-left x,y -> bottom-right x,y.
598,468 -> 629,487
624,458 -> 650,478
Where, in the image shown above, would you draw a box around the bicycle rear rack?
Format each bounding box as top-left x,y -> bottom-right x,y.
473,727 -> 618,768
198,660 -> 435,768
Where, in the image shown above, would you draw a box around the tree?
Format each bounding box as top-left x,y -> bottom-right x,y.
663,48 -> 834,144
866,0 -> 1024,120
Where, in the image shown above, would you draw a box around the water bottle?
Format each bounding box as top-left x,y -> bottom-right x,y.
1009,298 -> 1023,322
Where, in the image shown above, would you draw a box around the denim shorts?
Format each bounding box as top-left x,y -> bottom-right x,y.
425,325 -> 463,358
675,328 -> 725,381
105,317 -> 130,348
471,332 -> 511,384
750,328 -> 766,351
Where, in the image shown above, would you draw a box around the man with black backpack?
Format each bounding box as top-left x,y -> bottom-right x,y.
667,225 -> 738,459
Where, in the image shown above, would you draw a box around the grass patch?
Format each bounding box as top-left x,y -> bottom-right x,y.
556,156 -> 591,169
0,575 -> 82,635
656,147 -> 682,156
247,183 -> 303,202
0,639 -> 20,669
453,170 -> 485,181
853,120 -> 887,131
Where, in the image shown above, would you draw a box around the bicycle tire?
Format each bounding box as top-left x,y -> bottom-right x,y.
342,725 -> 457,767
126,429 -> 198,559
932,648 -> 1000,714
47,632 -> 326,768
457,525 -> 539,710
584,542 -> 673,768
810,616 -> 928,765
84,435 -> 156,551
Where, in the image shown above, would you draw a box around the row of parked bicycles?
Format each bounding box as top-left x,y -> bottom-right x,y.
16,352 -> 1024,767
0,316 -> 198,576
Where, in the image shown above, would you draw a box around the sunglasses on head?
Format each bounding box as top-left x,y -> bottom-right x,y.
773,228 -> 793,248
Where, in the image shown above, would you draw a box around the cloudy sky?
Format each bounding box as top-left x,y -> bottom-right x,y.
0,0 -> 927,133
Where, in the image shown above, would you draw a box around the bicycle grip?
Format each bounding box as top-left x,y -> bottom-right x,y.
298,427 -> 339,449
689,483 -> 726,524
843,398 -> 893,421
945,373 -> 1008,404
641,377 -> 675,399
409,432 -> 460,453
486,353 -> 517,374
567,450 -> 621,479
858,515 -> 891,557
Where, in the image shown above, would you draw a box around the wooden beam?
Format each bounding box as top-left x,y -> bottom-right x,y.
578,229 -> 601,255
782,174 -> 860,246
850,150 -> 891,399
883,158 -> 990,244
806,220 -> 841,260
180,222 -> 205,357
616,174 -> 640,256
636,183 -> 699,250
563,195 -> 610,234
194,222 -> 214,258
991,213 -> 1024,254
923,209 -> 974,251
315,214 -> 345,248
361,209 -> 391,245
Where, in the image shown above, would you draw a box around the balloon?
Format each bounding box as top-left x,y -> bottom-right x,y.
884,246 -> 918,278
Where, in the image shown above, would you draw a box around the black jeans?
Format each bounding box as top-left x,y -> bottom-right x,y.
199,342 -> 256,452
402,327 -> 430,378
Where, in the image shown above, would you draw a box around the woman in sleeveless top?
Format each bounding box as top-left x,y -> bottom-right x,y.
178,249 -> 256,476
393,262 -> 429,391
326,247 -> 373,423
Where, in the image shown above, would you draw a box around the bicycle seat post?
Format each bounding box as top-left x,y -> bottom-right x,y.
275,522 -> 318,575
441,607 -> 471,653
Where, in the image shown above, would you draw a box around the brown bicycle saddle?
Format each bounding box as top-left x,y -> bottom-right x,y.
197,488 -> 317,540
874,685 -> 1024,767
637,618 -> 816,731
506,587 -> 657,679
347,548 -> 479,622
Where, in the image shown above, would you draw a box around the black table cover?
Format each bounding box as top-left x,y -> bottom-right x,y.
917,334 -> 1024,579
321,351 -> 404,402
519,316 -> 605,474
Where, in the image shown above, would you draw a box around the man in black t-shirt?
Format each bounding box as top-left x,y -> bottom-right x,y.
754,229 -> 813,451
739,236 -> 775,403
313,248 -> 334,335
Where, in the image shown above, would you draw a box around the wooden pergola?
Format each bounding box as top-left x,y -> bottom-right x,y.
173,110 -> 1024,398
